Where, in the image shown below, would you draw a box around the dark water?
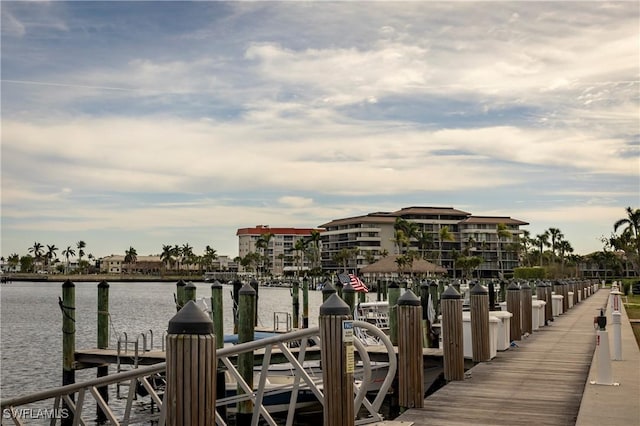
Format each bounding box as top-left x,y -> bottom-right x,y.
0,281 -> 325,401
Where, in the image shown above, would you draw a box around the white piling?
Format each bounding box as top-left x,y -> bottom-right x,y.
611,310 -> 622,361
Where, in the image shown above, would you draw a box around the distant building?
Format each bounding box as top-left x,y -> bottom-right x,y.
319,206 -> 529,278
99,255 -> 163,274
236,225 -> 323,276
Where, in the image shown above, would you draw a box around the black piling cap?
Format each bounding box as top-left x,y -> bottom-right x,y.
97,280 -> 109,289
176,279 -> 186,287
62,279 -> 75,288
211,280 -> 222,289
441,285 -> 461,300
470,282 -> 488,295
398,290 -> 421,306
322,281 -> 336,294
342,281 -> 355,293
507,281 -> 521,291
429,280 -> 438,288
420,280 -> 430,289
520,281 -> 531,290
320,293 -> 351,316
389,281 -> 399,288
239,282 -> 256,295
185,281 -> 196,290
168,300 -> 213,335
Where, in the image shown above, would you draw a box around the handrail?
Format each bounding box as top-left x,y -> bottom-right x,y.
1,321 -> 396,426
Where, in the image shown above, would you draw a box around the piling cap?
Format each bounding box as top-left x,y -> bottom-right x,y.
342,281 -> 355,293
420,280 -> 430,289
168,300 -> 213,335
441,285 -> 461,300
388,281 -> 399,288
97,280 -> 109,288
429,280 -> 438,287
211,280 -> 222,289
398,290 -> 421,306
62,279 -> 75,288
520,281 -> 531,290
507,281 -> 520,290
176,279 -> 186,287
239,282 -> 256,295
470,282 -> 488,295
185,281 -> 196,290
321,281 -> 336,294
320,293 -> 352,316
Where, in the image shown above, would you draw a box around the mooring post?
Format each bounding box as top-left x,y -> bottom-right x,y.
61,279 -> 75,426
292,279 -> 300,329
342,281 -> 356,313
507,282 -> 522,341
319,293 -> 354,426
165,301 -> 216,425
536,282 -> 548,325
184,281 -> 197,303
237,283 -> 256,425
377,279 -> 382,302
388,281 -> 401,346
488,279 -> 496,310
175,279 -> 186,312
96,280 -> 109,422
561,281 -> 570,313
420,280 -> 430,348
358,288 -> 366,304
521,281 -> 533,335
322,280 -> 336,303
470,281 -> 490,362
232,279 -> 242,333
397,290 -> 424,409
441,285 -> 464,381
210,280 -> 226,421
250,278 -> 259,326
303,276 -> 309,328
335,278 -> 343,299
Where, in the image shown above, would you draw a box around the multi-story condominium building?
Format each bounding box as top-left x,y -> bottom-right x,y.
319,206 -> 528,278
99,255 -> 163,274
236,225 -> 323,276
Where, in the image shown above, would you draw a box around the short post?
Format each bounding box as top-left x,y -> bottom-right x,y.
250,279 -> 259,326
165,301 -> 216,425
441,286 -> 464,381
61,279 -> 75,426
342,281 -> 356,313
322,281 -> 336,303
562,282 -> 569,313
175,279 -> 186,312
335,279 -> 343,299
591,309 -> 615,385
397,290 -> 424,409
470,282 -> 490,362
303,276 -> 309,328
610,289 -> 623,360
388,281 -> 401,346
292,280 -> 300,329
232,279 -> 242,333
96,281 -> 109,422
536,282 -> 548,325
520,281 -> 532,335
420,281 -> 431,348
488,279 -> 497,310
358,289 -> 366,304
545,282 -> 553,322
429,280 -> 440,320
210,281 -> 226,420
377,280 -> 382,302
237,283 -> 256,424
319,294 -> 354,426
507,282 -> 522,341
499,280 -> 507,303
184,281 -> 197,303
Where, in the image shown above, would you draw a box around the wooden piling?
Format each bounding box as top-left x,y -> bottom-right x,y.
488,279 -> 497,310
342,281 -> 356,313
397,290 -> 424,409
165,301 -> 216,426
96,281 -> 109,422
520,281 -> 533,335
322,281 -> 336,303
237,283 -> 256,424
536,282 -> 549,325
232,279 -> 242,333
507,282 -> 522,341
335,279 -> 343,299
61,279 -> 75,426
184,281 -> 197,303
429,280 -> 440,320
292,280 -> 300,329
441,286 -> 464,381
470,282 -> 490,362
545,282 -> 553,322
303,277 -> 309,328
250,279 -> 259,326
319,294 -> 354,426
175,279 -> 186,312
210,281 -> 224,349
561,281 -> 569,313
388,281 -> 401,346
420,281 -> 431,348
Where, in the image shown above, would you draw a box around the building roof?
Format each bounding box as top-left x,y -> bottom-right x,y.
359,255 -> 447,274
393,206 -> 472,216
460,216 -> 529,226
318,212 -> 397,228
236,226 -> 323,236
101,255 -> 161,262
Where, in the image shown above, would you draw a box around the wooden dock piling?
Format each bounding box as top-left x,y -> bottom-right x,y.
61,279 -> 75,426
441,286 -> 464,381
342,281 -> 356,313
303,277 -> 309,328
237,283 -> 256,425
470,282 -> 490,362
521,281 -> 533,335
292,280 -> 300,329
165,301 -> 216,426
319,294 -> 354,426
210,280 -> 223,349
397,290 -> 424,409
175,279 -> 186,312
184,281 -> 197,303
96,280 -> 109,422
322,281 -> 336,303
388,281 -> 401,346
507,282 -> 522,341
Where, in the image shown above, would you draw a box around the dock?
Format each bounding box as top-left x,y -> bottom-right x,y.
393,289 -> 640,426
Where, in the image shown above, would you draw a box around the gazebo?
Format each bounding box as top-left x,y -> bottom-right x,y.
359,254 -> 447,279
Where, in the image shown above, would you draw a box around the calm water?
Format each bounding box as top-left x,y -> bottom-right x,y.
0,281 -> 326,402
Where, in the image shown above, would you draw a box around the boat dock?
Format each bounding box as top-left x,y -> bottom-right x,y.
392,288 -> 640,426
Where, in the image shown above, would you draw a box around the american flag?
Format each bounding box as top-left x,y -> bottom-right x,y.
337,272 -> 369,293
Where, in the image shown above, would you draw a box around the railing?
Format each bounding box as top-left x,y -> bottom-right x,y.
1,321 -> 396,426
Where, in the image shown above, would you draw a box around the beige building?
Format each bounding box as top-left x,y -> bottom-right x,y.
99,255 -> 163,274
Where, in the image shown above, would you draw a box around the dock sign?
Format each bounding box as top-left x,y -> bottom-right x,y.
343,320 -> 354,374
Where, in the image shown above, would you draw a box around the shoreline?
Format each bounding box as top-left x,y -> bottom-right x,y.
1,273 -> 208,283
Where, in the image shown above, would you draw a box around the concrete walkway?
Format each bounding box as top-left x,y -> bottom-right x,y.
575,290 -> 640,425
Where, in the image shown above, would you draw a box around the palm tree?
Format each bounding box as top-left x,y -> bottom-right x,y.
124,247 -> 138,274
417,230 -> 434,260
292,238 -> 308,278
547,228 -> 564,259
76,240 -> 86,264
46,244 -> 59,272
256,232 -> 274,278
614,206 -> 640,274
558,240 -> 573,271
7,253 -> 19,272
28,242 -> 44,270
203,245 -> 218,272
160,244 -> 174,274
534,231 -> 550,267
306,230 -> 322,274
518,230 -> 532,266
496,223 -> 512,278
438,226 -> 455,267
61,246 -> 76,274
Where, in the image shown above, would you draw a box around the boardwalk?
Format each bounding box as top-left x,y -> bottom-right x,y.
395,289 -> 612,426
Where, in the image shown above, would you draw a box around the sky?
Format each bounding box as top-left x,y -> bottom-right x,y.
1,1 -> 639,261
